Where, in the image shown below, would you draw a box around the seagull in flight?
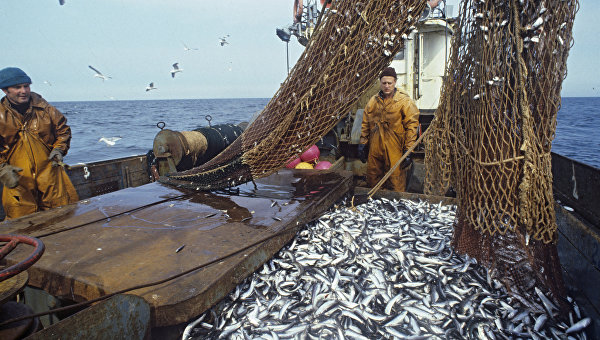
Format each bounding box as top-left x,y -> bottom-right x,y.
145,82 -> 157,92
43,80 -> 53,86
219,35 -> 230,46
99,136 -> 122,146
182,42 -> 198,51
171,63 -> 183,78
88,65 -> 111,81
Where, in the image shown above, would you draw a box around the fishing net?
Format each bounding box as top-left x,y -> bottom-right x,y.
424,0 -> 578,307
160,0 -> 427,190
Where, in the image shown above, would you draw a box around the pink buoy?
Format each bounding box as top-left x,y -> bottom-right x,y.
301,145 -> 320,163
314,161 -> 332,170
286,157 -> 302,169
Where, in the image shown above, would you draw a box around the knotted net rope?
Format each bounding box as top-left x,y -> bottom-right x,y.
424,0 -> 578,304
160,0 -> 426,190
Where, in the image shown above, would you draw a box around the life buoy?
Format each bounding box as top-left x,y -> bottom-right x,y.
293,0 -> 303,23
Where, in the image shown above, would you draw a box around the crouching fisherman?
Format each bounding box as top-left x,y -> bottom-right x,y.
0,67 -> 78,219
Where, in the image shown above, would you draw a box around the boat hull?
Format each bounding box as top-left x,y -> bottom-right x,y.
0,151 -> 597,338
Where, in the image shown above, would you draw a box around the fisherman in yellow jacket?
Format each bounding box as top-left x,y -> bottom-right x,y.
359,67 -> 419,192
0,67 -> 78,219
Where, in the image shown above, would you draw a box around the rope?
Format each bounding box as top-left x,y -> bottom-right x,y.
451,130 -> 529,166
513,0 -> 535,233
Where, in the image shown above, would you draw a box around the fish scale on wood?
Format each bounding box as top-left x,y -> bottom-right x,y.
184,198 -> 592,340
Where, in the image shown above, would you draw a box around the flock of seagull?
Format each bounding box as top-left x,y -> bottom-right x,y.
57,0 -> 228,147
86,36 -> 230,93
55,1 -> 231,93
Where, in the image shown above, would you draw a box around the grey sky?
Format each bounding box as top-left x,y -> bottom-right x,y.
1,0 -> 596,101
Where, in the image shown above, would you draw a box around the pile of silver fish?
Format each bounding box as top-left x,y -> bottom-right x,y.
184,198 -> 591,339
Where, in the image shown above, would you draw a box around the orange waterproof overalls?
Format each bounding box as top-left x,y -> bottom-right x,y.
360,89 -> 419,191
0,93 -> 78,219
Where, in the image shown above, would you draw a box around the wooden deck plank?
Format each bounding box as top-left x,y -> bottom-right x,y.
3,169 -> 353,326
67,155 -> 150,199
1,182 -> 188,238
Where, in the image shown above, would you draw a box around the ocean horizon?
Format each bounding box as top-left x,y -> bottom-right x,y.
50,96 -> 599,169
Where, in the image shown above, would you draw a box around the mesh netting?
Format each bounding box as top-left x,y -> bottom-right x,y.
424,0 -> 578,304
160,0 -> 427,190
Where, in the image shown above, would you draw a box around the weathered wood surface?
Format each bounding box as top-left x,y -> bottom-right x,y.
2,169 -> 352,327
2,183 -> 187,238
0,272 -> 28,306
67,155 -> 151,200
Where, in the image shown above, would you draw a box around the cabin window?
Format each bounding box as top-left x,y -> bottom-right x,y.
394,50 -> 405,60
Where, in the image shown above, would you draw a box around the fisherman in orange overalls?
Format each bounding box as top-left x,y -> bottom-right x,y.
0,67 -> 78,219
358,67 -> 420,192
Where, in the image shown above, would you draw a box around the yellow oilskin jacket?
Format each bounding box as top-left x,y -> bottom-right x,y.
0,92 -> 78,219
360,88 -> 420,191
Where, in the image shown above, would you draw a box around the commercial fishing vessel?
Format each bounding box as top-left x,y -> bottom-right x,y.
0,2 -> 598,339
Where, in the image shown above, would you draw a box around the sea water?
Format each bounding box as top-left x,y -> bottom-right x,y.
54,98 -> 268,165
53,97 -> 599,168
553,97 -> 600,169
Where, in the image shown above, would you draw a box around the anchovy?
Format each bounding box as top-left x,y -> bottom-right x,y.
217,321 -> 241,339
183,197 -> 591,340
565,317 -> 591,334
181,314 -> 204,340
535,287 -> 558,314
534,313 -> 548,332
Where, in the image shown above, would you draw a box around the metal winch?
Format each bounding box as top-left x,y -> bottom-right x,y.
152,116 -> 245,176
0,234 -> 45,339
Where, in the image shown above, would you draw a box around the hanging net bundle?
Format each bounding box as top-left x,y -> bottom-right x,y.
424,0 -> 578,306
160,0 -> 427,190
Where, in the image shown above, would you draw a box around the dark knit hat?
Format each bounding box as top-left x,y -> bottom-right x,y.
380,66 -> 397,79
0,67 -> 32,89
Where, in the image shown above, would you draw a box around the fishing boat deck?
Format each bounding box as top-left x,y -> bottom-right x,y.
1,169 -> 352,327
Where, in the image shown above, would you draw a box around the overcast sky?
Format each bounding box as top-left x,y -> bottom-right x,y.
1,0 -> 597,102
